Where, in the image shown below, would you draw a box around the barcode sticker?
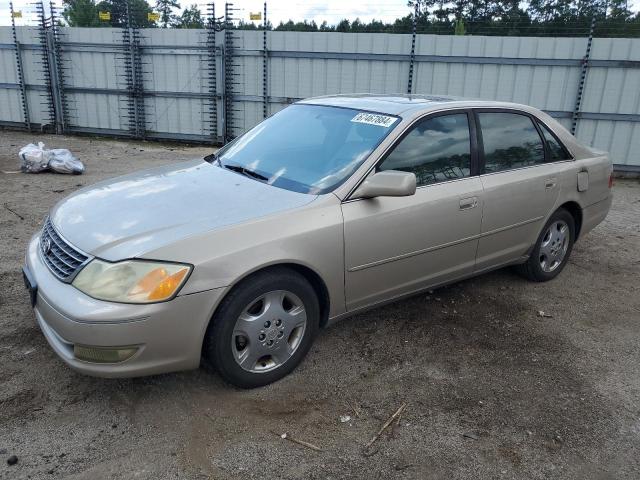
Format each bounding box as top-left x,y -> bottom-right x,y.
351,112 -> 397,128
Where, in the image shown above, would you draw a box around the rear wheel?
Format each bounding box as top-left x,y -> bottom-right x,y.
203,268 -> 319,388
516,208 -> 575,282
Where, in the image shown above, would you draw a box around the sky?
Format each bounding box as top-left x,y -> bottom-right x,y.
1,0 -> 638,28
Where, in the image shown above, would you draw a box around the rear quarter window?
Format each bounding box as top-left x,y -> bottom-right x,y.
538,122 -> 572,161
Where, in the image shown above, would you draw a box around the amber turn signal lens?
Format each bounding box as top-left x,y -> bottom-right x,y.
148,269 -> 189,301
129,266 -> 189,302
134,267 -> 169,293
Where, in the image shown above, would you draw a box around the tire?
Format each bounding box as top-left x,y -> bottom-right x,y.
203,267 -> 320,389
516,208 -> 575,282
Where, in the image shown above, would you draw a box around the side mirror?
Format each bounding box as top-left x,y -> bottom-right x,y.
352,170 -> 417,199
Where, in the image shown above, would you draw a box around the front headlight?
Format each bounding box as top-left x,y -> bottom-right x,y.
72,259 -> 191,304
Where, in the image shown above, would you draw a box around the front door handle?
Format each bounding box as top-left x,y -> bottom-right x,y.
459,196 -> 478,210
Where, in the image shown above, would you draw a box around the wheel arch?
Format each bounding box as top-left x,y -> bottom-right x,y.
558,201 -> 583,239
208,262 -> 332,331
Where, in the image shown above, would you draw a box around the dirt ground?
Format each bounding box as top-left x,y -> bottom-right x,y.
0,131 -> 639,480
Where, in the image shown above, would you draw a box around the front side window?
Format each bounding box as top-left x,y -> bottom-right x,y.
214,105 -> 399,194
538,122 -> 572,161
478,112 -> 545,173
378,113 -> 471,187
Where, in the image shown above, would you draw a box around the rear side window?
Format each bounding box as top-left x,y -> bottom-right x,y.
478,112 -> 545,173
379,113 -> 471,187
538,122 -> 572,161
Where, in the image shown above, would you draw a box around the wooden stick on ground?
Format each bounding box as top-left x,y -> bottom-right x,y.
4,203 -> 24,220
347,400 -> 361,418
365,403 -> 407,449
272,431 -> 323,452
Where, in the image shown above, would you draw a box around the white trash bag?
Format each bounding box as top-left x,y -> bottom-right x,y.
49,148 -> 85,175
18,142 -> 85,175
18,142 -> 52,173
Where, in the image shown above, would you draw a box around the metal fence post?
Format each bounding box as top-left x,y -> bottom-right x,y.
45,29 -> 65,134
262,1 -> 268,119
223,2 -> 239,143
407,2 -> 418,94
49,0 -> 69,134
204,2 -> 219,143
122,0 -> 146,139
571,16 -> 596,135
9,1 -> 30,131
35,0 -> 57,130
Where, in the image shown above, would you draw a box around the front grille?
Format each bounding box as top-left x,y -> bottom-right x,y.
40,217 -> 90,282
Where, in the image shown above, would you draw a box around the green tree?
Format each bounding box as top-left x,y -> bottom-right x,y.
175,4 -> 203,28
335,19 -> 350,32
407,0 -> 439,17
95,0 -> 156,27
274,20 -> 319,31
607,0 -> 633,19
236,19 -> 258,29
527,0 -> 573,22
223,0 -> 640,37
156,0 -> 180,27
62,0 -> 101,27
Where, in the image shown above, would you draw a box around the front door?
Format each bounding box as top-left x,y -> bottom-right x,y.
342,111 -> 483,311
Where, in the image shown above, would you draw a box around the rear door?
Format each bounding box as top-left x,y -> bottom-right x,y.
342,111 -> 484,311
474,110 -> 563,271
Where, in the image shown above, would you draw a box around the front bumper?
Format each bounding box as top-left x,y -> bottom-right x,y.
24,233 -> 225,378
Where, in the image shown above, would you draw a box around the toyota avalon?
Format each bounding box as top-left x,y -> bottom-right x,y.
23,95 -> 613,388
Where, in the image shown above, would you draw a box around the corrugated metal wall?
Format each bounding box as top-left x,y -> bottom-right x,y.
1,27 -> 638,168
579,38 -> 640,168
0,26 -> 52,127
61,28 -> 125,132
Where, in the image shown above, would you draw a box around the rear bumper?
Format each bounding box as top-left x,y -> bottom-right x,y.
581,194 -> 613,238
25,233 -> 225,378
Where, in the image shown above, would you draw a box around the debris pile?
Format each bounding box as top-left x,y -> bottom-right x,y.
19,142 -> 85,174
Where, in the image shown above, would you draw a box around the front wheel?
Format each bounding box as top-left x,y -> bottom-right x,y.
516,208 -> 575,282
203,268 -> 319,388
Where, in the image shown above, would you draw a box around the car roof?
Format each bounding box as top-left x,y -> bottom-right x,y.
297,93 -> 596,162
297,94 -> 535,117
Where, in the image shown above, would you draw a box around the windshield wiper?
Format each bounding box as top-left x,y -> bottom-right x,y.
223,163 -> 269,182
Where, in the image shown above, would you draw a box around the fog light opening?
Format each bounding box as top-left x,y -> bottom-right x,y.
73,345 -> 139,364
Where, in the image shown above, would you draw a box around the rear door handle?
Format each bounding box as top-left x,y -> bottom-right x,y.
545,178 -> 557,189
459,196 -> 478,210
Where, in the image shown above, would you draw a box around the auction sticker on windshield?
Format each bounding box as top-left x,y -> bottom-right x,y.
351,112 -> 397,128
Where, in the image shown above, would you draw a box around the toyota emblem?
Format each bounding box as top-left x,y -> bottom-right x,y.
42,238 -> 52,255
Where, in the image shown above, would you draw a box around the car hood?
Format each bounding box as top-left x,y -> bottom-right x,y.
50,159 -> 317,261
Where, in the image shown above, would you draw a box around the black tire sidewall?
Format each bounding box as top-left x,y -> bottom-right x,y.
204,269 -> 320,388
529,208 -> 576,281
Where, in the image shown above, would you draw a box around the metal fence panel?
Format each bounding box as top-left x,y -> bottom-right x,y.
60,27 -> 125,131
140,28 -> 218,138
14,28 -> 41,125
0,26 -> 638,167
267,31 -> 412,98
578,38 -> 640,167
0,27 -> 23,125
412,35 -> 587,112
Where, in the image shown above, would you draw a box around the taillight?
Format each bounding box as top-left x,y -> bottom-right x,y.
608,173 -> 614,189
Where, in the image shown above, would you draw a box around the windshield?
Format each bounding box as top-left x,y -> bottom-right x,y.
215,104 -> 399,194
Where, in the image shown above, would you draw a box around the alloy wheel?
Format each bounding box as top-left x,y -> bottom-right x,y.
539,220 -> 570,273
231,290 -> 307,373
